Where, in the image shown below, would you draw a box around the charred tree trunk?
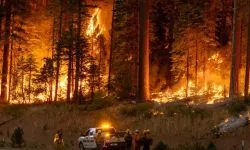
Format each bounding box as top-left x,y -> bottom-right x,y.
74,0 -> 82,103
54,0 -> 63,102
186,26 -> 190,97
1,0 -> 12,103
138,0 -> 150,101
21,71 -> 25,103
229,0 -> 241,99
244,0 -> 250,98
28,65 -> 31,103
8,14 -> 14,103
210,0 -> 216,40
49,14 -> 56,103
0,0 -> 4,40
220,14 -> 226,46
108,0 -> 115,94
71,57 -> 74,94
98,38 -> 102,90
195,37 -> 198,92
166,13 -> 174,90
67,0 -> 73,103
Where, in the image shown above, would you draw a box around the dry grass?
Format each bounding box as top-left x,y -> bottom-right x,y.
0,102 -> 247,149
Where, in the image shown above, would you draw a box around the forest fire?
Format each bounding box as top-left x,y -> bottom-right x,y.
151,53 -> 227,104
2,0 -> 249,107
87,8 -> 105,37
9,7 -> 105,104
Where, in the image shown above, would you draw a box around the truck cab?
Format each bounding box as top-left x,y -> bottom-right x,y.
78,126 -> 126,150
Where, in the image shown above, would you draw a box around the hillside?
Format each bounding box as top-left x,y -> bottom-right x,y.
0,101 -> 250,149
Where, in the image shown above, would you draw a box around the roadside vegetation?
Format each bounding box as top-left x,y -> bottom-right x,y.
0,101 -> 235,149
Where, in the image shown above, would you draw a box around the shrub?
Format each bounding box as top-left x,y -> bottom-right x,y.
11,127 -> 26,148
86,91 -> 114,111
43,124 -> 48,131
2,104 -> 29,118
120,107 -> 137,117
207,142 -> 216,150
154,141 -> 168,150
119,103 -> 153,117
175,142 -> 206,150
228,101 -> 247,116
0,139 -> 5,147
164,104 -> 209,118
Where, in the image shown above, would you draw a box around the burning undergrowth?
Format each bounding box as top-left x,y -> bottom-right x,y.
212,101 -> 250,137
151,52 -> 232,105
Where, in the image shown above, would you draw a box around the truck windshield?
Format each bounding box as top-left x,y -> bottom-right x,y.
96,128 -> 116,134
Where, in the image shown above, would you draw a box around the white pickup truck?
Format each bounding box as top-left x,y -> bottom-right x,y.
78,126 -> 126,150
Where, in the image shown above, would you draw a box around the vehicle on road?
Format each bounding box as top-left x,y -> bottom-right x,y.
78,125 -> 126,150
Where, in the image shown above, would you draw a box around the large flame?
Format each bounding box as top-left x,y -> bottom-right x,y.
151,53 -> 227,104
9,8 -> 105,104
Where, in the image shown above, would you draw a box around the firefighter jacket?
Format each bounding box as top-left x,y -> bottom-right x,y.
96,134 -> 104,144
124,133 -> 133,146
134,133 -> 141,147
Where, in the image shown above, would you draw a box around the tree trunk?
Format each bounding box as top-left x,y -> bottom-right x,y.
244,0 -> 250,98
71,57 -> 74,94
67,0 -> 73,103
229,0 -> 240,99
8,14 -> 14,103
21,71 -> 25,103
138,0 -> 150,101
0,0 -> 4,40
108,0 -> 115,93
50,14 -> 56,103
186,26 -> 190,97
28,65 -> 31,103
74,0 -> 82,103
1,0 -> 12,103
166,12 -> 174,90
210,0 -> 216,40
195,37 -> 198,92
98,38 -> 102,90
54,0 -> 63,102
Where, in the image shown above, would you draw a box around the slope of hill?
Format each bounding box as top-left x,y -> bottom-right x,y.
0,101 -> 249,149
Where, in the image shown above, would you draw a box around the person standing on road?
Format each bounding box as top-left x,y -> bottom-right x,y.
96,130 -> 104,150
124,129 -> 133,150
134,130 -> 141,150
54,129 -> 64,149
142,129 -> 153,150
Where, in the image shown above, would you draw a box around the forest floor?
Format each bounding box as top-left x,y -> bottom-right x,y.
0,100 -> 250,150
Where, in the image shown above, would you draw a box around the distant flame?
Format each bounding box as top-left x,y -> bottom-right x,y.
152,53 -> 227,104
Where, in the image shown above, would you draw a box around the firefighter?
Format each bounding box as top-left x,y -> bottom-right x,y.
134,130 -> 141,150
124,129 -> 133,150
142,129 -> 153,150
96,130 -> 104,150
54,130 -> 64,149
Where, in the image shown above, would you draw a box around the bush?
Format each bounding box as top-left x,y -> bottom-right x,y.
165,104 -> 209,118
43,124 -> 48,131
11,127 -> 26,148
154,141 -> 168,150
175,142 -> 206,150
0,139 -> 5,147
86,91 -> 114,111
228,101 -> 247,116
120,107 -> 137,117
2,104 -> 29,118
207,142 -> 216,150
119,103 -> 153,117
